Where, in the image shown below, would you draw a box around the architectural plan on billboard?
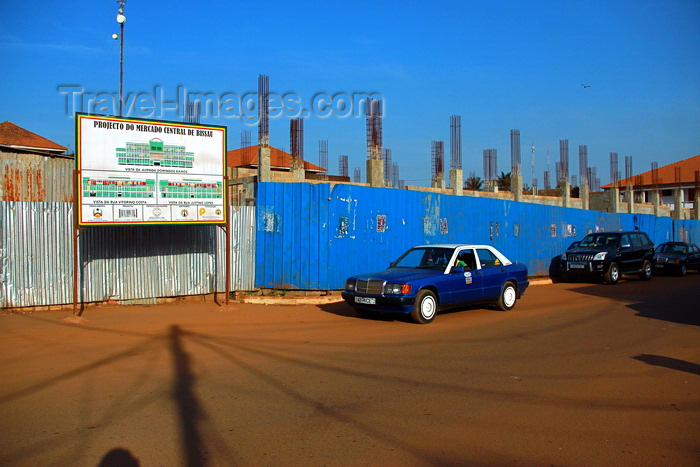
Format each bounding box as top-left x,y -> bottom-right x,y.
75,113 -> 227,225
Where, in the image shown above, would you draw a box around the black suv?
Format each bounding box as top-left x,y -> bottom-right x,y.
560,231 -> 655,284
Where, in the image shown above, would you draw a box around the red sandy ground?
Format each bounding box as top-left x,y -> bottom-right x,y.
1,275 -> 699,466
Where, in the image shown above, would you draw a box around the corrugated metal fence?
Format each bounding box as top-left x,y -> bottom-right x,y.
4,182 -> 700,308
1,202 -> 255,308
256,182 -> 700,290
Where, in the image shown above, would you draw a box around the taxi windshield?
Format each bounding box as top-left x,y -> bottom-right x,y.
391,247 -> 453,269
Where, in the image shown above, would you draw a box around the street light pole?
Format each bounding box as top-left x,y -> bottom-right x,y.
115,1 -> 126,116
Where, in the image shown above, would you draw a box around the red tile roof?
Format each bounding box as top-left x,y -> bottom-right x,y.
0,121 -> 67,153
601,154 -> 700,188
227,145 -> 325,173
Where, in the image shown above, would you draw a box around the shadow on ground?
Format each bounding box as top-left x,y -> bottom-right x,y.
632,354 -> 700,376
557,274 -> 700,326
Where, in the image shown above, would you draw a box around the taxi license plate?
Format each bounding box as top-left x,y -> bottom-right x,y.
569,263 -> 586,269
355,296 -> 376,305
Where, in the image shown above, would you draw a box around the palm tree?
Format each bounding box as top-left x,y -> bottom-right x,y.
496,171 -> 511,191
465,175 -> 483,191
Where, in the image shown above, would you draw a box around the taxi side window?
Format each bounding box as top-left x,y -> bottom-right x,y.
475,249 -> 500,269
456,250 -> 476,270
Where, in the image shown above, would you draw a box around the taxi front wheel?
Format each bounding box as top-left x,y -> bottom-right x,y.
411,290 -> 437,324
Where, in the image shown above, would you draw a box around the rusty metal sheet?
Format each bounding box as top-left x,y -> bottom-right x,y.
1,152 -> 74,202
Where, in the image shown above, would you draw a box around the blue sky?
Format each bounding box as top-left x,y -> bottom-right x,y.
1,0 -> 699,187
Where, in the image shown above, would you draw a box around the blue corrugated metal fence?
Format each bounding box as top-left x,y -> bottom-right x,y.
256,182 -> 699,290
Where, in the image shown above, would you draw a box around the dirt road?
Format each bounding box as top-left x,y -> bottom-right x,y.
1,275 -> 698,466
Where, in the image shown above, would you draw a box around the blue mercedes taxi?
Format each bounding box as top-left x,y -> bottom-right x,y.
342,244 -> 529,324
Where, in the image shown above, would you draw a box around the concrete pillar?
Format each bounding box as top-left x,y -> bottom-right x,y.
244,180 -> 256,206
291,164 -> 305,180
511,174 -> 523,202
674,188 -> 682,219
650,190 -> 661,216
562,180 -> 571,208
694,192 -> 700,220
626,187 -> 634,213
580,184 -> 589,210
610,186 -> 620,213
432,177 -> 446,189
257,146 -> 272,182
366,158 -> 385,188
450,169 -> 463,196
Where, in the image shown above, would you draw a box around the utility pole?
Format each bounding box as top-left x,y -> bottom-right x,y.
113,1 -> 127,116
531,140 -> 535,188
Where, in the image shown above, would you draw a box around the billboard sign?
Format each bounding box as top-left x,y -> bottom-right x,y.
75,113 -> 227,226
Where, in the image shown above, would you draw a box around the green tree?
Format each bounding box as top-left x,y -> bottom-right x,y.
465,175 -> 483,191
496,171 -> 512,191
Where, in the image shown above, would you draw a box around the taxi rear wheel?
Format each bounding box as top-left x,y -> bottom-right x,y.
496,282 -> 517,311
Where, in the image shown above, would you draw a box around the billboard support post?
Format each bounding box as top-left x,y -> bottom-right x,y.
224,176 -> 230,305
72,169 -> 80,316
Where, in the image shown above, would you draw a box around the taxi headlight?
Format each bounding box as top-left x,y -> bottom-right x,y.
383,283 -> 411,295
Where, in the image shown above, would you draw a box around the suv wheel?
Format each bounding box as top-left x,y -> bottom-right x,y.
604,262 -> 620,285
639,260 -> 652,281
